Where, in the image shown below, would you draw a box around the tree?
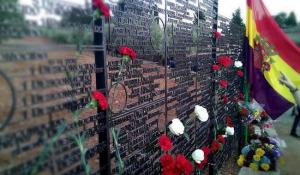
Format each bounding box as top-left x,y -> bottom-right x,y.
61,7 -> 93,26
274,12 -> 297,28
0,0 -> 27,43
285,12 -> 297,27
42,7 -> 93,45
230,8 -> 245,30
274,12 -> 287,28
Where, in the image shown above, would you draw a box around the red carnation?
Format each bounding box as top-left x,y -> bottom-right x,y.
162,169 -> 180,175
218,55 -> 232,68
129,49 -> 137,60
236,70 -> 244,77
226,117 -> 233,127
219,79 -> 228,88
202,146 -> 211,156
119,46 -> 137,60
238,93 -> 244,100
222,95 -> 229,104
210,140 -> 220,153
217,135 -> 225,145
93,0 -> 110,18
119,46 -> 131,56
233,97 -> 239,103
261,111 -> 268,118
196,158 -> 207,169
160,154 -> 176,170
212,64 -> 220,71
176,155 -> 187,171
91,91 -> 108,110
184,161 -> 193,175
241,107 -> 248,116
159,134 -> 173,151
196,146 -> 210,169
214,31 -> 221,39
175,154 -> 193,175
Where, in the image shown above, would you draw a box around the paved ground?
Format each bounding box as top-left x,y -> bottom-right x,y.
274,108 -> 300,175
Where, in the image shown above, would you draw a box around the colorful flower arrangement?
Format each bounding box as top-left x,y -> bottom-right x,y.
237,140 -> 283,172
238,100 -> 272,126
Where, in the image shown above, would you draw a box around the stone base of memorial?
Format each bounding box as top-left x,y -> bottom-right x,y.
238,167 -> 280,175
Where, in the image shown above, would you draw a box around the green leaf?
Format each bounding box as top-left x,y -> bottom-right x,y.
183,132 -> 190,141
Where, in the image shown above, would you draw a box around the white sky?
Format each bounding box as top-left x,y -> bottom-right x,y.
219,0 -> 300,22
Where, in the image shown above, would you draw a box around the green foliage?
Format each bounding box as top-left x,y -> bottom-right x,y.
274,12 -> 298,28
274,12 -> 288,28
150,22 -> 163,53
287,32 -> 300,46
274,12 -> 299,46
0,0 -> 27,43
61,7 -> 93,26
284,25 -> 300,33
286,12 -> 297,27
230,8 -> 245,30
39,6 -> 94,45
40,27 -> 93,45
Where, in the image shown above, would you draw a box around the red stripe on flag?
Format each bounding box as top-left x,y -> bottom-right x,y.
252,0 -> 300,73
247,0 -> 252,7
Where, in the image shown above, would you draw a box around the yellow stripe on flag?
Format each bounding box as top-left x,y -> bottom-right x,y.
246,8 -> 257,48
264,55 -> 299,104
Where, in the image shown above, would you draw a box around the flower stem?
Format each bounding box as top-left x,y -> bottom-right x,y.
112,58 -> 127,100
112,128 -> 124,174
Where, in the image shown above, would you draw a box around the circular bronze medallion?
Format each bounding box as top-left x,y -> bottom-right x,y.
0,70 -> 16,130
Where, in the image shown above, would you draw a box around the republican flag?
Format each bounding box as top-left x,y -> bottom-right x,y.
246,0 -> 300,119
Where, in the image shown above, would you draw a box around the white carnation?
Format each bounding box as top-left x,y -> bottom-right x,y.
225,126 -> 235,136
194,105 -> 209,122
192,149 -> 205,164
169,118 -> 185,136
234,61 -> 243,68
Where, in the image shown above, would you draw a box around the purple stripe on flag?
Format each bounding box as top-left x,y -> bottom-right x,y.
251,68 -> 292,119
245,37 -> 292,119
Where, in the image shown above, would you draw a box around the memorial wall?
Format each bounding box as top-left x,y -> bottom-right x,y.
0,0 -> 244,174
